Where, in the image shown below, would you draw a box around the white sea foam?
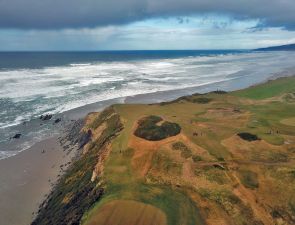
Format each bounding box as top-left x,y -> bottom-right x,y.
1,51 -> 295,131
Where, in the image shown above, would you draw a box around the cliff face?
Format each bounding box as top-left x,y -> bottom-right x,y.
32,106 -> 123,225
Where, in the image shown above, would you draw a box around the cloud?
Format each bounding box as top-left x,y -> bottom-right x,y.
0,0 -> 295,30
1,18 -> 295,51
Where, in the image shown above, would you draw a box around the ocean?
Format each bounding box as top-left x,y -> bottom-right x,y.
1,50 -> 295,159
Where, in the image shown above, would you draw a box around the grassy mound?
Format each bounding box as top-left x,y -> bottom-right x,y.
134,116 -> 181,141
237,132 -> 260,141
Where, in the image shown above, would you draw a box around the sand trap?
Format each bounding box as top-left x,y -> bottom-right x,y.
84,200 -> 167,225
281,117 -> 295,126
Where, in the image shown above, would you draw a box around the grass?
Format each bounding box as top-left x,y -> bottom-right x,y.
195,167 -> 229,185
192,155 -> 202,162
134,115 -> 181,141
233,76 -> 295,100
192,97 -> 212,104
238,170 -> 259,189
35,76 -> 295,225
172,141 -> 192,159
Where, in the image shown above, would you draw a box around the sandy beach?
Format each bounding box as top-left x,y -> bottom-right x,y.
0,136 -> 76,225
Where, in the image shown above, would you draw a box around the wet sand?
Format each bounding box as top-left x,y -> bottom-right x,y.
0,137 -> 76,225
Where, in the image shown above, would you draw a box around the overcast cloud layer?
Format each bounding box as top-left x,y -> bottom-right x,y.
0,0 -> 294,29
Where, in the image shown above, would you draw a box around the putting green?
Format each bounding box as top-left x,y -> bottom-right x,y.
84,200 -> 167,225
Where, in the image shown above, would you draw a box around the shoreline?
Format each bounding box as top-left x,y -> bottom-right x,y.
0,72 -> 294,225
2,67 -> 295,162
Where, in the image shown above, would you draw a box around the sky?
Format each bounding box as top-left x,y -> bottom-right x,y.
0,0 -> 295,50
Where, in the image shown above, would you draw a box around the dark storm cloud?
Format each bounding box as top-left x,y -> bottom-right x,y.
0,0 -> 294,29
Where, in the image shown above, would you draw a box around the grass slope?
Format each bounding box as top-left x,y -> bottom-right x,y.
233,76 -> 295,99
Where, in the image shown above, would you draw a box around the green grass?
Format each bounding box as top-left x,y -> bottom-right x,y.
233,76 -> 295,100
82,136 -> 204,225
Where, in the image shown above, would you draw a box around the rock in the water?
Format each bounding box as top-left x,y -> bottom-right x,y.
12,133 -> 21,139
40,114 -> 53,121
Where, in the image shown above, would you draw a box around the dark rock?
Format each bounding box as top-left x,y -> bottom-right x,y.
54,118 -> 61,124
12,133 -> 21,139
40,114 -> 53,121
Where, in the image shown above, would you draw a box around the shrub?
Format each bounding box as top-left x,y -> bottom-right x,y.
237,132 -> 260,141
193,97 -> 212,104
172,142 -> 192,159
192,155 -> 202,162
134,116 -> 181,141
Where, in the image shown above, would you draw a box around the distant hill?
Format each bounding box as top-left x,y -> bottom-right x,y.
255,43 -> 295,51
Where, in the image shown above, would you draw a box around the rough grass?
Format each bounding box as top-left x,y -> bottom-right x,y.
192,155 -> 202,162
134,115 -> 181,141
197,188 -> 262,224
238,170 -> 259,189
172,142 -> 192,159
192,97 -> 212,104
195,167 -> 228,185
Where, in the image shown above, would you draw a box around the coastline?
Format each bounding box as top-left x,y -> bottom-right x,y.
0,136 -> 77,225
2,65 -> 295,162
0,72 -> 294,225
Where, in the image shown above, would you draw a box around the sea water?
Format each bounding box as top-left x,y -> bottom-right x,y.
1,50 -> 295,159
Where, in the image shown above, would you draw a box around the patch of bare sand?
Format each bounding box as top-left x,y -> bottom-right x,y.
0,137 -> 76,225
84,200 -> 167,225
